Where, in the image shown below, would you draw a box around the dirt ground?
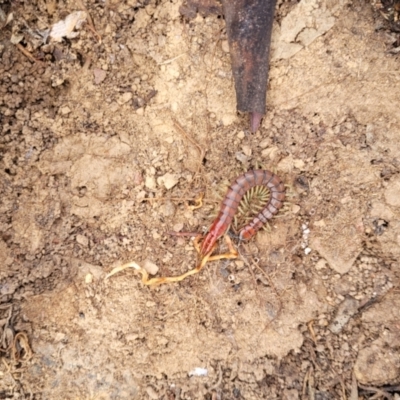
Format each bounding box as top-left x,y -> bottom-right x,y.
1,0 -> 400,398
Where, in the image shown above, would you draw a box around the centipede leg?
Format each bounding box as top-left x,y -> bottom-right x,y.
204,235 -> 238,262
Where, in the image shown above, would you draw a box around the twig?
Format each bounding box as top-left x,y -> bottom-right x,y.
307,366 -> 315,400
350,372 -> 358,400
168,231 -> 198,237
209,362 -> 223,390
359,384 -> 393,400
15,43 -> 45,64
158,53 -> 186,65
173,119 -> 206,176
307,320 -> 317,344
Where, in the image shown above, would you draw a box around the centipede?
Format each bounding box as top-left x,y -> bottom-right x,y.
200,169 -> 286,256
106,169 -> 286,286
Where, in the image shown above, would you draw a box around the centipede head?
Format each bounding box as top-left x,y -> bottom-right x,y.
199,224 -> 219,257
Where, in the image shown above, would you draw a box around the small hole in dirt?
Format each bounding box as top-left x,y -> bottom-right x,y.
237,301 -> 242,306
4,168 -> 11,175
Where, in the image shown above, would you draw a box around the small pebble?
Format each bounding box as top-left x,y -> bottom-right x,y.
143,259 -> 159,275
329,296 -> 359,334
76,234 -> 89,247
172,223 -> 184,232
292,204 -> 300,213
145,176 -> 157,190
157,173 -> 179,190
242,145 -> 252,156
235,152 -> 248,164
315,258 -> 327,270
93,68 -> 107,84
85,273 -> 93,284
160,200 -> 176,217
60,106 -> 71,115
146,386 -> 159,400
221,40 -> 229,53
118,92 -> 133,105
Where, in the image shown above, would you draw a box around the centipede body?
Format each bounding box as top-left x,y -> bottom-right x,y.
200,169 -> 286,256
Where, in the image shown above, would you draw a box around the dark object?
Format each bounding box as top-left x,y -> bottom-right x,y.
222,0 -> 277,131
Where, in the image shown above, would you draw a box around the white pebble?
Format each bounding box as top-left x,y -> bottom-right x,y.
157,173 -> 179,190
143,259 -> 159,275
189,367 -> 208,377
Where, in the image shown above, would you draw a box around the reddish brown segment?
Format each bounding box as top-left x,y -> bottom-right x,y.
200,169 -> 285,256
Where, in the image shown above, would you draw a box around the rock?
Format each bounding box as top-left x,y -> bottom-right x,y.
292,204 -> 300,214
85,273 -> 93,284
293,158 -> 305,170
221,40 -> 229,53
93,68 -> 107,85
277,155 -> 294,173
221,113 -> 236,126
157,173 -> 179,190
60,106 -> 71,115
242,145 -> 252,156
315,258 -> 327,271
311,235 -> 361,274
354,344 -> 400,385
118,92 -> 133,105
384,177 -> 400,207
76,234 -> 89,247
160,200 -> 175,217
329,296 -> 359,334
146,386 -> 159,400
142,259 -> 159,275
145,175 -> 157,190
172,223 -> 184,232
235,152 -> 248,164
237,131 -> 245,140
272,0 -> 336,60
